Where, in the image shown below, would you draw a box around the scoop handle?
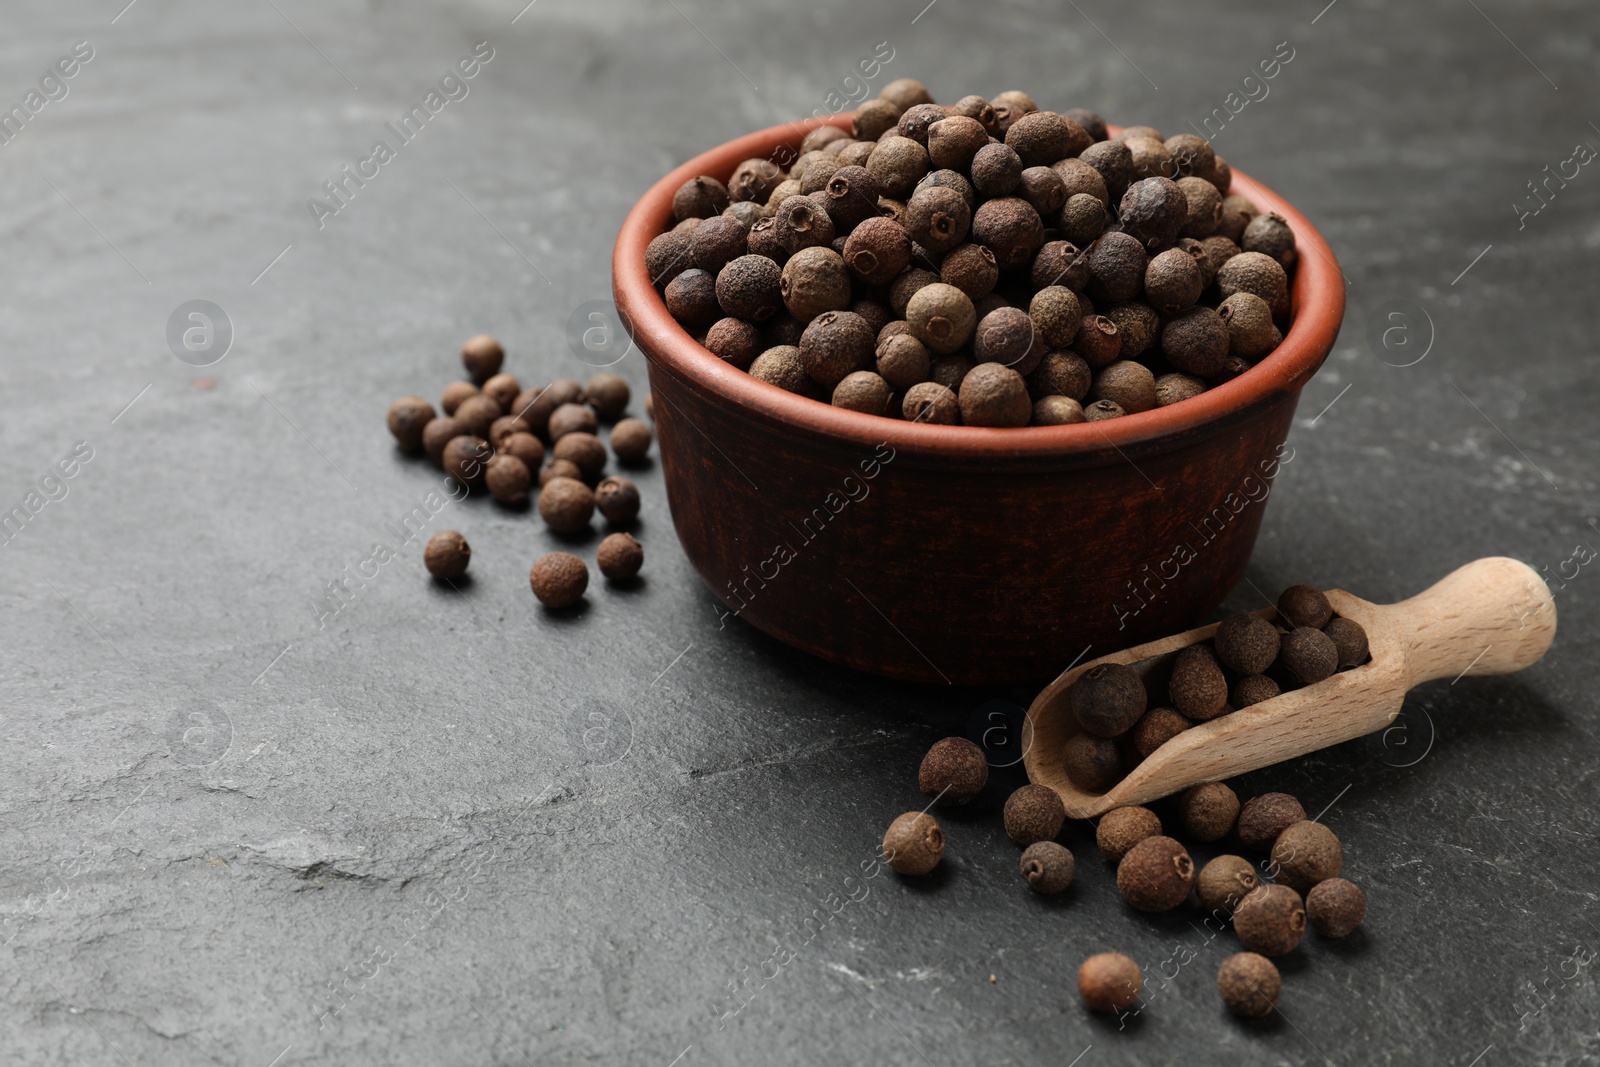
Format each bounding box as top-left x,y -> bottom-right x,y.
1389,557 -> 1556,686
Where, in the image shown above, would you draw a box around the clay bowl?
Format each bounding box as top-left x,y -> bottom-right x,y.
613,113 -> 1344,685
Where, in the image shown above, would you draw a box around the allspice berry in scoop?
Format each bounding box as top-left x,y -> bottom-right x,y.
1280,626 -> 1339,685
538,476 -> 595,534
610,418 -> 654,463
1117,835 -> 1195,912
460,334 -> 504,383
1215,611 -> 1280,675
1004,784 -> 1066,846
530,551 -> 588,609
1237,793 -> 1307,851
1097,806 -> 1161,863
1278,584 -> 1333,629
882,811 -> 944,875
1306,877 -> 1366,937
1062,733 -> 1122,792
423,530 -> 470,581
597,531 -> 644,581
918,737 -> 988,805
1131,707 -> 1190,759
1270,820 -> 1343,892
1217,953 -> 1280,1018
595,476 -> 640,524
1233,884 -> 1306,956
1078,953 -> 1142,1014
1324,616 -> 1370,668
1020,841 -> 1075,894
1169,644 -> 1229,721
1179,782 -> 1240,842
1197,854 -> 1259,914
387,396 -> 436,453
1070,662 -> 1147,738
1231,674 -> 1281,708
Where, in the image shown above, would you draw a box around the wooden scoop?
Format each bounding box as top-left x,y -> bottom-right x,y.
1023,557 -> 1557,818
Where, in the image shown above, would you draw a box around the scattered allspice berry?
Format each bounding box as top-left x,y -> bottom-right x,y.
1097,806 -> 1161,863
585,373 -> 630,420
529,551 -> 588,609
541,458 -> 583,486
594,476 -> 640,525
422,417 -> 461,463
1232,884 -> 1306,956
882,811 -> 944,875
503,431 -> 545,473
538,476 -> 596,534
918,737 -> 988,805
1019,841 -> 1075,894
1323,616 -> 1370,668
460,334 -> 504,383
1197,854 -> 1259,914
596,531 -> 644,582
452,394 -> 502,440
387,396 -> 436,453
553,431 -> 608,482
1003,784 -> 1066,847
1070,662 -> 1147,738
423,530 -> 470,581
1116,835 -> 1196,912
1215,611 -> 1280,675
1062,733 -> 1122,792
443,435 -> 492,489
481,372 -> 521,412
549,402 -> 599,442
1078,953 -> 1142,1014
1270,820 -> 1343,892
1237,793 -> 1307,851
1306,877 -> 1366,937
1178,782 -> 1240,843
1279,627 -> 1339,685
1217,952 -> 1280,1019
484,454 -> 532,505
611,418 -> 654,463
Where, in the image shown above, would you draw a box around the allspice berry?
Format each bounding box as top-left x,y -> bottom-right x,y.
387,396 -> 436,453
1306,877 -> 1366,937
843,217 -> 912,285
646,230 -> 694,287
1097,806 -> 1161,863
1154,373 -> 1206,407
541,459 -> 582,486
970,142 -> 1023,198
1088,361 -> 1156,415
691,215 -> 748,274
1144,247 -> 1204,316
1063,733 -> 1122,792
1032,350 -> 1091,402
460,334 -> 504,383
423,530 -> 470,581
1161,306 -> 1231,378
1278,584 -> 1334,629
552,431 -> 606,482
780,246 -> 852,322
443,435 -> 492,489
1078,953 -> 1142,1014
800,310 -> 876,387
422,417 -> 461,463
610,418 -> 654,463
595,476 -> 640,524
971,197 -> 1044,268
1102,301 -> 1159,359
1233,884 -> 1306,956
597,531 -> 644,581
1004,784 -> 1066,847
1006,110 -> 1089,167
1084,399 -> 1126,422
452,394 -> 502,440
530,551 -> 588,609
973,307 -> 1042,373
1270,820 -> 1343,892
833,370 -> 894,416
1176,175 -> 1223,238
1280,626 -> 1339,685
1117,835 -> 1196,912
1070,662 -> 1146,737
1033,396 -> 1085,425
489,415 -> 531,450
1217,953 -> 1280,1018
585,373 -> 631,421
440,380 -> 479,416
1231,674 -> 1282,708
880,77 -> 933,112
918,737 -> 988,805
1079,138 -> 1134,202
1237,793 -> 1307,851
1215,611 -> 1281,675
705,317 -> 764,369
1131,707 -> 1190,758
1058,191 -> 1108,247
1216,251 -> 1289,312
666,268 -> 721,328
1169,644 -> 1229,721
1119,177 -> 1188,250
853,97 -> 902,141
925,116 -> 988,172
1324,616 -> 1369,668
939,243 -> 999,301
672,175 -> 730,222
484,454 -> 532,505
906,282 -> 976,355
538,476 -> 595,534
957,361 -> 1031,427
902,381 -> 960,424
717,254 -> 784,322
1197,854 -> 1259,914
1219,292 -> 1277,358
906,185 -> 973,255
1087,232 -> 1147,303
503,431 -> 544,473
1242,211 -> 1297,267
549,401 -> 599,442
1179,782 -> 1241,842
868,135 -> 932,198
876,333 -> 932,391
1029,287 -> 1082,349
1020,841 -> 1075,894
882,811 -> 944,875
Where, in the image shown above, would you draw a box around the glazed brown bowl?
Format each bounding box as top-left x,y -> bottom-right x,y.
613,114 -> 1344,685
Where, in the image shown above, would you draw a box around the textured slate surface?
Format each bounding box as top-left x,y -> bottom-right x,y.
2,0 -> 1597,1064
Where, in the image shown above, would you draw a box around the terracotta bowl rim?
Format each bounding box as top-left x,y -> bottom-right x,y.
613,113 -> 1345,462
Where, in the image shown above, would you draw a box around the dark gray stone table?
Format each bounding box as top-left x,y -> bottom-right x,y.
4,0 -> 1597,1063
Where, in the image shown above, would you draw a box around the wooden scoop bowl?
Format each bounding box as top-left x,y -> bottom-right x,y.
1023,557 -> 1557,818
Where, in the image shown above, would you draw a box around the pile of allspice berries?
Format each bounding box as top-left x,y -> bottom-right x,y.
651,78 -> 1297,426
385,335 -> 654,609
882,584 -> 1368,1023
